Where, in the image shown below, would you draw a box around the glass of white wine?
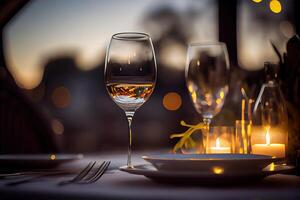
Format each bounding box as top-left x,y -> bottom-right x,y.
104,32 -> 157,167
185,42 -> 230,153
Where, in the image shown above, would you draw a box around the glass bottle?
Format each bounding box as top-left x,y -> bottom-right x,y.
251,62 -> 288,158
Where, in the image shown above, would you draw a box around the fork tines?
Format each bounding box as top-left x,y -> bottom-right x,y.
59,161 -> 110,185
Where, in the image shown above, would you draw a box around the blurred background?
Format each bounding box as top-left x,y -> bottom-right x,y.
1,0 -> 299,153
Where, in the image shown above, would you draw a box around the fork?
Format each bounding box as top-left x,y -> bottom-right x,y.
58,161 -> 110,185
6,161 -> 110,186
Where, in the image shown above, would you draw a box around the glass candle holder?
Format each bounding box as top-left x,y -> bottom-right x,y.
206,126 -> 234,154
251,74 -> 288,158
235,120 -> 251,154
251,125 -> 287,158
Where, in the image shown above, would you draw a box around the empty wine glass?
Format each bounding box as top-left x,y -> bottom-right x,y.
185,42 -> 230,153
104,32 -> 157,167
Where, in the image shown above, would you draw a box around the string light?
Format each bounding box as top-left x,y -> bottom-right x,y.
270,0 -> 282,14
251,0 -> 283,14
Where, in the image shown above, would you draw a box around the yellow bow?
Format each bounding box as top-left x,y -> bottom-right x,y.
170,121 -> 206,153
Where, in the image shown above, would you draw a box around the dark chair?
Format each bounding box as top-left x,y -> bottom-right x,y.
0,67 -> 59,154
0,0 -> 59,154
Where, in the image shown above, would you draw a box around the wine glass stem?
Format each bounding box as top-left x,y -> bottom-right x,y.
203,118 -> 211,154
126,111 -> 134,168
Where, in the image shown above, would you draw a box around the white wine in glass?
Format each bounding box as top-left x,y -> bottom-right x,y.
106,83 -> 154,111
104,32 -> 157,167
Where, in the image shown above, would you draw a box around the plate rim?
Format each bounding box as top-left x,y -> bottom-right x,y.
142,154 -> 282,162
120,164 -> 294,177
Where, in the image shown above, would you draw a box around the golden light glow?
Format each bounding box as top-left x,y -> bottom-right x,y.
216,137 -> 220,148
212,166 -> 224,174
219,91 -> 225,99
266,127 -> 271,145
191,91 -> 197,102
270,0 -> 282,14
197,60 -> 200,66
51,86 -> 71,108
51,118 -> 64,135
163,92 -> 182,111
269,162 -> 275,171
252,0 -> 262,3
216,98 -> 222,105
188,84 -> 193,93
50,154 -> 56,160
9,64 -> 44,90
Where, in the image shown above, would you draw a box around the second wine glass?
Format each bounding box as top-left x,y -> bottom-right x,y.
104,32 -> 157,167
185,42 -> 230,153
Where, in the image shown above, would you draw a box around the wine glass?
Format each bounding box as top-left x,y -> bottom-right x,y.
185,42 -> 230,153
104,32 -> 157,167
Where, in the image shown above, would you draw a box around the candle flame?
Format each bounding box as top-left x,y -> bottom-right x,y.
216,137 -> 220,148
266,127 -> 270,145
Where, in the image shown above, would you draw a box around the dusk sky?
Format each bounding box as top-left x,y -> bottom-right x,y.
3,0 -> 216,89
3,0 -> 293,89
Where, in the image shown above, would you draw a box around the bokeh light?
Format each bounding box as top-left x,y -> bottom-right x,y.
212,166 -> 224,174
252,0 -> 262,3
163,92 -> 182,111
51,86 -> 71,108
269,0 -> 282,14
50,154 -> 56,160
51,118 -> 64,135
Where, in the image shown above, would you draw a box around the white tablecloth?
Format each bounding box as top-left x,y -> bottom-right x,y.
1,152 -> 300,200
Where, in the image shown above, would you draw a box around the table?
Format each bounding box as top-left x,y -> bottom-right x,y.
1,152 -> 300,200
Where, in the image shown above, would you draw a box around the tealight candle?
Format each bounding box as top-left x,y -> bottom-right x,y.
209,137 -> 231,154
251,127 -> 285,158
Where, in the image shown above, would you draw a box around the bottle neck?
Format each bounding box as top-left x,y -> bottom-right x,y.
264,62 -> 278,84
266,80 -> 276,86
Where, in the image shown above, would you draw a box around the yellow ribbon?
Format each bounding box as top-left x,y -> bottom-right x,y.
170,121 -> 205,153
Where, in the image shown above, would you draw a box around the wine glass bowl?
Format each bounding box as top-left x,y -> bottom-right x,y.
104,32 -> 157,167
186,43 -> 229,120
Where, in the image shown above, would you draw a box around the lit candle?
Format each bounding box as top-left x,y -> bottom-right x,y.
210,137 -> 231,154
252,127 -> 285,158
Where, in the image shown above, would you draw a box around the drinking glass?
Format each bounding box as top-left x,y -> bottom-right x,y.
185,42 -> 230,153
104,32 -> 157,167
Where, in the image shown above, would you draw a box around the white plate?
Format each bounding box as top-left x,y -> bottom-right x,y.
0,154 -> 83,169
142,154 -> 282,173
120,164 -> 294,184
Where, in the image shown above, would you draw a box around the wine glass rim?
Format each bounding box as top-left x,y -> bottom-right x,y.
188,42 -> 226,47
112,32 -> 150,41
